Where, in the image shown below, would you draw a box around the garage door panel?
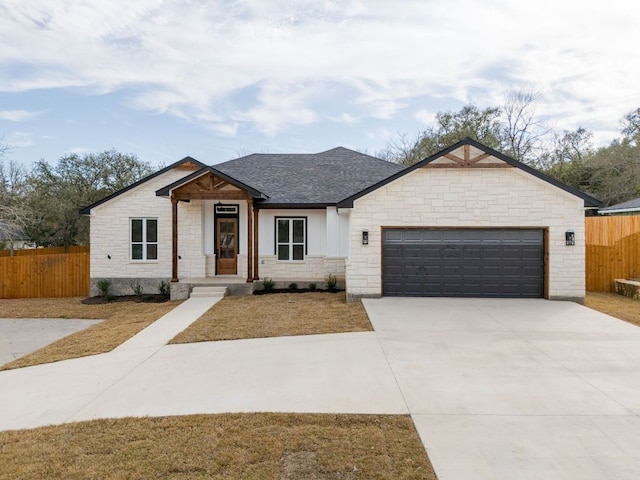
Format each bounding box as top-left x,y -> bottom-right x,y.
382,228 -> 544,298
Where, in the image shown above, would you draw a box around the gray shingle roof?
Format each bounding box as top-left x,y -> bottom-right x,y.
214,147 -> 403,205
599,197 -> 640,212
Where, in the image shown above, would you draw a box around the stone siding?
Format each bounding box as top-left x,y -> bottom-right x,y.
347,167 -> 586,301
258,256 -> 346,281
89,169 -> 188,280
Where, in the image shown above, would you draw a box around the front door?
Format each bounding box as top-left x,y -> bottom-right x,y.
216,217 -> 238,275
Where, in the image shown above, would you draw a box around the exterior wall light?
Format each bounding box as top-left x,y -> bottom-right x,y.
362,229 -> 369,245
565,230 -> 575,246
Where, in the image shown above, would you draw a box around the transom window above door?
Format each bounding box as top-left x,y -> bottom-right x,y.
276,218 -> 306,261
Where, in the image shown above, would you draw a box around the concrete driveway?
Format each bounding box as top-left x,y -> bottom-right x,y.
363,297 -> 640,480
0,318 -> 101,366
2,297 -> 640,479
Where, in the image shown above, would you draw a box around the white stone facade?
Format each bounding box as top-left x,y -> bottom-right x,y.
89,156 -> 587,301
89,173 -> 348,291
89,169 -> 187,281
346,166 -> 586,301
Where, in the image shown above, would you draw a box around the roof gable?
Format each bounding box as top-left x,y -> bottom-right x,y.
79,157 -> 206,215
337,138 -> 603,208
155,166 -> 267,199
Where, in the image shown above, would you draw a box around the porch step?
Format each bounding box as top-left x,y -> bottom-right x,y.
190,286 -> 228,298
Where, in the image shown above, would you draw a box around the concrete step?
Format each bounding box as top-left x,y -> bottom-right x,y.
190,286 -> 227,298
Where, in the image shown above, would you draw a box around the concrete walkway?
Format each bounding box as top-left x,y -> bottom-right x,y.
0,296 -> 405,431
0,297 -> 222,430
2,296 -> 640,479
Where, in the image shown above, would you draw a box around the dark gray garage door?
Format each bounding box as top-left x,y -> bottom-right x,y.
382,228 -> 544,298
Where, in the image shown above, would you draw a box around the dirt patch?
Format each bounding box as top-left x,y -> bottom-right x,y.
0,413 -> 436,480
171,291 -> 372,344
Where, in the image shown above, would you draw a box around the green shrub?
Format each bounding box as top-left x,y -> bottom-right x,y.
262,277 -> 275,291
288,282 -> 298,290
97,279 -> 111,299
158,280 -> 170,299
308,283 -> 317,291
326,274 -> 338,292
130,282 -> 144,296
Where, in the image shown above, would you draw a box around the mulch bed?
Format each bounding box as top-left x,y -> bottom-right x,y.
81,295 -> 170,304
253,288 -> 342,295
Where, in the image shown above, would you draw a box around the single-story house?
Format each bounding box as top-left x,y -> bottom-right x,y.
598,197 -> 640,216
81,138 -> 601,302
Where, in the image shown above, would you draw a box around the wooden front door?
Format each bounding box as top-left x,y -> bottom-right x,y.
216,217 -> 238,274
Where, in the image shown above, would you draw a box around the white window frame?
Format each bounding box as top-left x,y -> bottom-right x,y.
131,218 -> 158,261
275,217 -> 306,261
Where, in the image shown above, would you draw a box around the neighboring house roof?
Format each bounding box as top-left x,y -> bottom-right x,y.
337,138 -> 603,208
79,157 -> 207,215
599,197 -> 640,214
209,147 -> 404,206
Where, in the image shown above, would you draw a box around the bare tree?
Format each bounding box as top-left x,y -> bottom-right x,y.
621,107 -> 640,143
502,89 -> 550,165
376,130 -> 427,166
0,203 -> 30,255
0,141 -> 31,254
379,105 -> 503,166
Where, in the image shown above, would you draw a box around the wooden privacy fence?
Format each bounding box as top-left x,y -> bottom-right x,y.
0,246 -> 90,298
0,245 -> 89,257
586,216 -> 640,292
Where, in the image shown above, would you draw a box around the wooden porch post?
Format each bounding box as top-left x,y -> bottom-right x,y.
246,198 -> 253,282
253,206 -> 259,280
171,197 -> 179,282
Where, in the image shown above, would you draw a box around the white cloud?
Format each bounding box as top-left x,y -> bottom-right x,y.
65,146 -> 91,155
0,0 -> 638,142
5,131 -> 34,148
207,122 -> 239,137
414,109 -> 437,126
0,110 -> 41,121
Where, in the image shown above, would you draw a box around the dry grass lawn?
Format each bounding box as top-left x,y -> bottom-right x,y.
171,291 -> 372,344
0,297 -> 181,371
0,413 -> 436,480
585,291 -> 640,328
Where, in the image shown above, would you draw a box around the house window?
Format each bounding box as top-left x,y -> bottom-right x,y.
276,218 -> 306,261
131,218 -> 158,260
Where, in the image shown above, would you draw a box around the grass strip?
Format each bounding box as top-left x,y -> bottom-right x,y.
0,297 -> 181,370
585,291 -> 640,328
0,413 -> 436,480
171,291 -> 373,344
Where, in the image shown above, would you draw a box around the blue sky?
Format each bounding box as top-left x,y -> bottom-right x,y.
1,0 -> 638,168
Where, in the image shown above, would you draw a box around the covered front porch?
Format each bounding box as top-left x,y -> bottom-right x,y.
156,167 -> 267,285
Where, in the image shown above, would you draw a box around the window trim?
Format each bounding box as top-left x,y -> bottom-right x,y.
274,216 -> 307,261
130,218 -> 158,261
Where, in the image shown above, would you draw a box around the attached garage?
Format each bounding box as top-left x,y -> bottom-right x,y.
382,228 -> 545,298
341,138 -> 602,303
